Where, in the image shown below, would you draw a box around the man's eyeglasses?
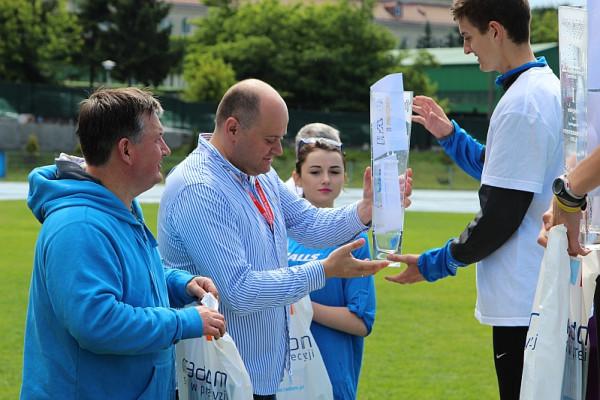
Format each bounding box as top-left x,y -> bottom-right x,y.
296,137 -> 343,154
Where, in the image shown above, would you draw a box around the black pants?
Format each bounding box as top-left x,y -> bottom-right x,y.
593,277 -> 600,398
492,326 -> 528,400
596,276 -> 600,374
253,395 -> 276,400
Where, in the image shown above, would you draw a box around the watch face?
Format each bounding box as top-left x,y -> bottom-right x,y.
552,177 -> 564,195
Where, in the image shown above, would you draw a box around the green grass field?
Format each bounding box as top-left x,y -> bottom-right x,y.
0,201 -> 496,399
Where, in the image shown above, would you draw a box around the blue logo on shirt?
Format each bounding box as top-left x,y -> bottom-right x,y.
287,253 -> 321,262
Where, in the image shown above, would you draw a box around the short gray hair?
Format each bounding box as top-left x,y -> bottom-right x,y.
77,87 -> 163,166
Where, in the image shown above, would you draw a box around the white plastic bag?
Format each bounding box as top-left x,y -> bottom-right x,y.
277,296 -> 333,400
520,225 -> 571,400
561,257 -> 590,400
176,294 -> 253,400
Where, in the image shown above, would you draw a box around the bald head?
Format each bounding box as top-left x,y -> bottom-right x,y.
215,79 -> 287,131
210,79 -> 288,175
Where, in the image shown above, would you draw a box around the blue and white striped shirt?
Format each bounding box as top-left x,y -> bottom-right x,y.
157,137 -> 367,394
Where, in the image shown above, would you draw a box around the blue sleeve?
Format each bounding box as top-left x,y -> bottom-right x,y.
438,120 -> 485,180
45,223 -> 203,355
164,268 -> 198,308
417,239 -> 467,282
346,234 -> 376,334
344,276 -> 376,335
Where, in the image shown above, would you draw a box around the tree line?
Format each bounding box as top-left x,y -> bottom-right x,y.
0,0 -> 557,112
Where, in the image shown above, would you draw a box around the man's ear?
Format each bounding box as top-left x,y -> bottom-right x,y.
224,117 -> 239,139
488,21 -> 504,41
117,137 -> 134,165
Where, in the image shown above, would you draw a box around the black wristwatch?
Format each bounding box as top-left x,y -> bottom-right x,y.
552,175 -> 587,209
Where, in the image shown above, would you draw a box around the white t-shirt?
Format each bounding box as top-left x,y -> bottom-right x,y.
475,65 -> 563,326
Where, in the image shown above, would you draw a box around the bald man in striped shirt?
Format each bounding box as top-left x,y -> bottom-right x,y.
158,79 -> 397,399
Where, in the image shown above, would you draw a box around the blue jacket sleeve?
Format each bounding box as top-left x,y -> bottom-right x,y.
438,120 -> 485,180
164,268 -> 198,308
417,239 -> 466,282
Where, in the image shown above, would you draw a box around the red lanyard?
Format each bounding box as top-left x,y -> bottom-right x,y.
247,179 -> 274,230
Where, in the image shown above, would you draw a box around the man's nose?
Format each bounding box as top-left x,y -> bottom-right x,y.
161,137 -> 171,156
272,140 -> 283,156
463,43 -> 472,55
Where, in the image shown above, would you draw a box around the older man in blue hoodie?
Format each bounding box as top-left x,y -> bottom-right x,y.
21,87 -> 226,399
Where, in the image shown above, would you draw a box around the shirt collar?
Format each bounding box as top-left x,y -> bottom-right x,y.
197,134 -> 255,186
495,56 -> 547,90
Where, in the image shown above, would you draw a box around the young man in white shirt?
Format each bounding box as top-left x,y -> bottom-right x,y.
386,1 -> 563,399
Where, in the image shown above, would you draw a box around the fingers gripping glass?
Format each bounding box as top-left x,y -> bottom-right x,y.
296,137 -> 343,154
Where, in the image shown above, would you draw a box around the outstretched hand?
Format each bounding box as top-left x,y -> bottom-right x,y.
322,238 -> 389,278
412,96 -> 453,139
384,253 -> 425,284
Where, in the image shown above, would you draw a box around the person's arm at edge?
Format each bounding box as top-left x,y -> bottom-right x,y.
568,146 -> 600,196
539,146 -> 600,255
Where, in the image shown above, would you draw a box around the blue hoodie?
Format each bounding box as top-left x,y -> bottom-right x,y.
21,161 -> 203,399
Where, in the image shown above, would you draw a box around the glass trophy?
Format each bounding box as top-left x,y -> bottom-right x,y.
370,72 -> 412,262
559,6 -> 600,249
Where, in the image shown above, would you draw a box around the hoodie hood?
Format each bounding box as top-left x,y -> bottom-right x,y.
28,155 -> 143,226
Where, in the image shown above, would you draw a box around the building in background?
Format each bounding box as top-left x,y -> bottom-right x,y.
164,0 -> 456,48
164,0 -> 207,36
374,0 -> 456,48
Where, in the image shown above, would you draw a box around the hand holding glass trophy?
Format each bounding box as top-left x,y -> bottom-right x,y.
370,73 -> 412,264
